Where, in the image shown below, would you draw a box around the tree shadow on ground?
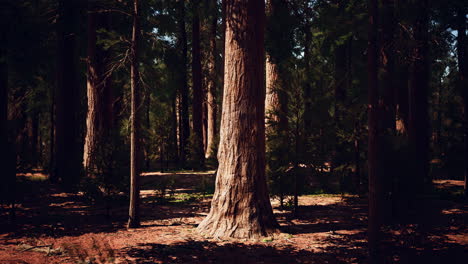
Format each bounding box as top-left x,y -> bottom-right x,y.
0,174 -> 208,239
123,240 -> 365,264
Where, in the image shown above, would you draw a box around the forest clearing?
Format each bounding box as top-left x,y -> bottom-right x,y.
0,172 -> 466,263
1,0 -> 467,263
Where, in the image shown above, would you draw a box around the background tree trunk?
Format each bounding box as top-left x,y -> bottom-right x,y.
177,0 -> 190,168
83,6 -> 113,174
128,0 -> 141,229
456,9 -> 467,197
367,0 -> 382,261
55,0 -> 82,189
408,0 -> 430,196
205,0 -> 218,159
197,0 -> 279,239
191,0 -> 205,169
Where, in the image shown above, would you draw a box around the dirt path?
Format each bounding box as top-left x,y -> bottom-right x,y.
0,172 -> 466,263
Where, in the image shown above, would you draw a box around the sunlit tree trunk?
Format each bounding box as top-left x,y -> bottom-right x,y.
197,0 -> 279,238
128,0 -> 141,229
191,0 -> 204,168
83,6 -> 113,174
205,0 -> 218,159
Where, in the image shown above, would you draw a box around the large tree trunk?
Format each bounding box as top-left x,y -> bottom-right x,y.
191,0 -> 205,169
128,0 -> 141,229
177,0 -> 190,167
55,0 -> 82,189
456,9 -> 467,197
367,0 -> 382,261
408,0 -> 430,196
205,0 -> 218,159
83,6 -> 113,174
197,0 -> 279,239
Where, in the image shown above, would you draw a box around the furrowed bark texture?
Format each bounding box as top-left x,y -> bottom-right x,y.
128,0 -> 141,229
197,0 -> 279,239
83,8 -> 113,173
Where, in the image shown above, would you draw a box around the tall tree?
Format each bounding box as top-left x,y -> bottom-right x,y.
191,0 -> 205,168
128,0 -> 141,229
83,3 -> 113,174
177,0 -> 190,167
54,0 -> 82,188
456,8 -> 467,197
367,0 -> 382,261
205,0 -> 218,159
197,0 -> 279,238
408,0 -> 430,195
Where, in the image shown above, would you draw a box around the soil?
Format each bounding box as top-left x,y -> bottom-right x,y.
0,172 -> 467,264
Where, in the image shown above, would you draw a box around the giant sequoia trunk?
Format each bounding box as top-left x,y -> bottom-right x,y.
83,7 -> 113,174
408,0 -> 430,195
205,0 -> 218,159
456,9 -> 468,197
367,0 -> 382,260
177,0 -> 190,167
55,0 -> 82,188
128,0 -> 141,229
197,0 -> 279,238
191,0 -> 205,168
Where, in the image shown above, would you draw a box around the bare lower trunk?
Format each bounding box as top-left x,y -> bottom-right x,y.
191,0 -> 204,168
205,0 -> 217,159
197,0 -> 278,239
55,0 -> 81,189
367,0 -> 382,261
456,9 -> 468,197
408,0 -> 430,196
83,8 -> 113,174
128,0 -> 141,229
177,0 -> 189,167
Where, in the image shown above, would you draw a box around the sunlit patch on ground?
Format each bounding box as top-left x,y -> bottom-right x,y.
1,172 -> 467,263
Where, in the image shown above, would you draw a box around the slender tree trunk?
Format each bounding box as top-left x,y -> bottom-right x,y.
381,0 -> 396,221
456,9 -> 468,197
197,0 -> 279,238
367,0 -> 382,261
55,0 -> 81,189
177,0 -> 190,168
128,0 -> 141,229
205,0 -> 218,159
172,93 -> 179,163
192,0 -> 204,169
408,0 -> 430,196
303,21 -> 312,142
83,6 -> 113,174
265,55 -> 281,132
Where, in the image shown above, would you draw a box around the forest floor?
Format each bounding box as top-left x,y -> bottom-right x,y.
0,171 -> 467,264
